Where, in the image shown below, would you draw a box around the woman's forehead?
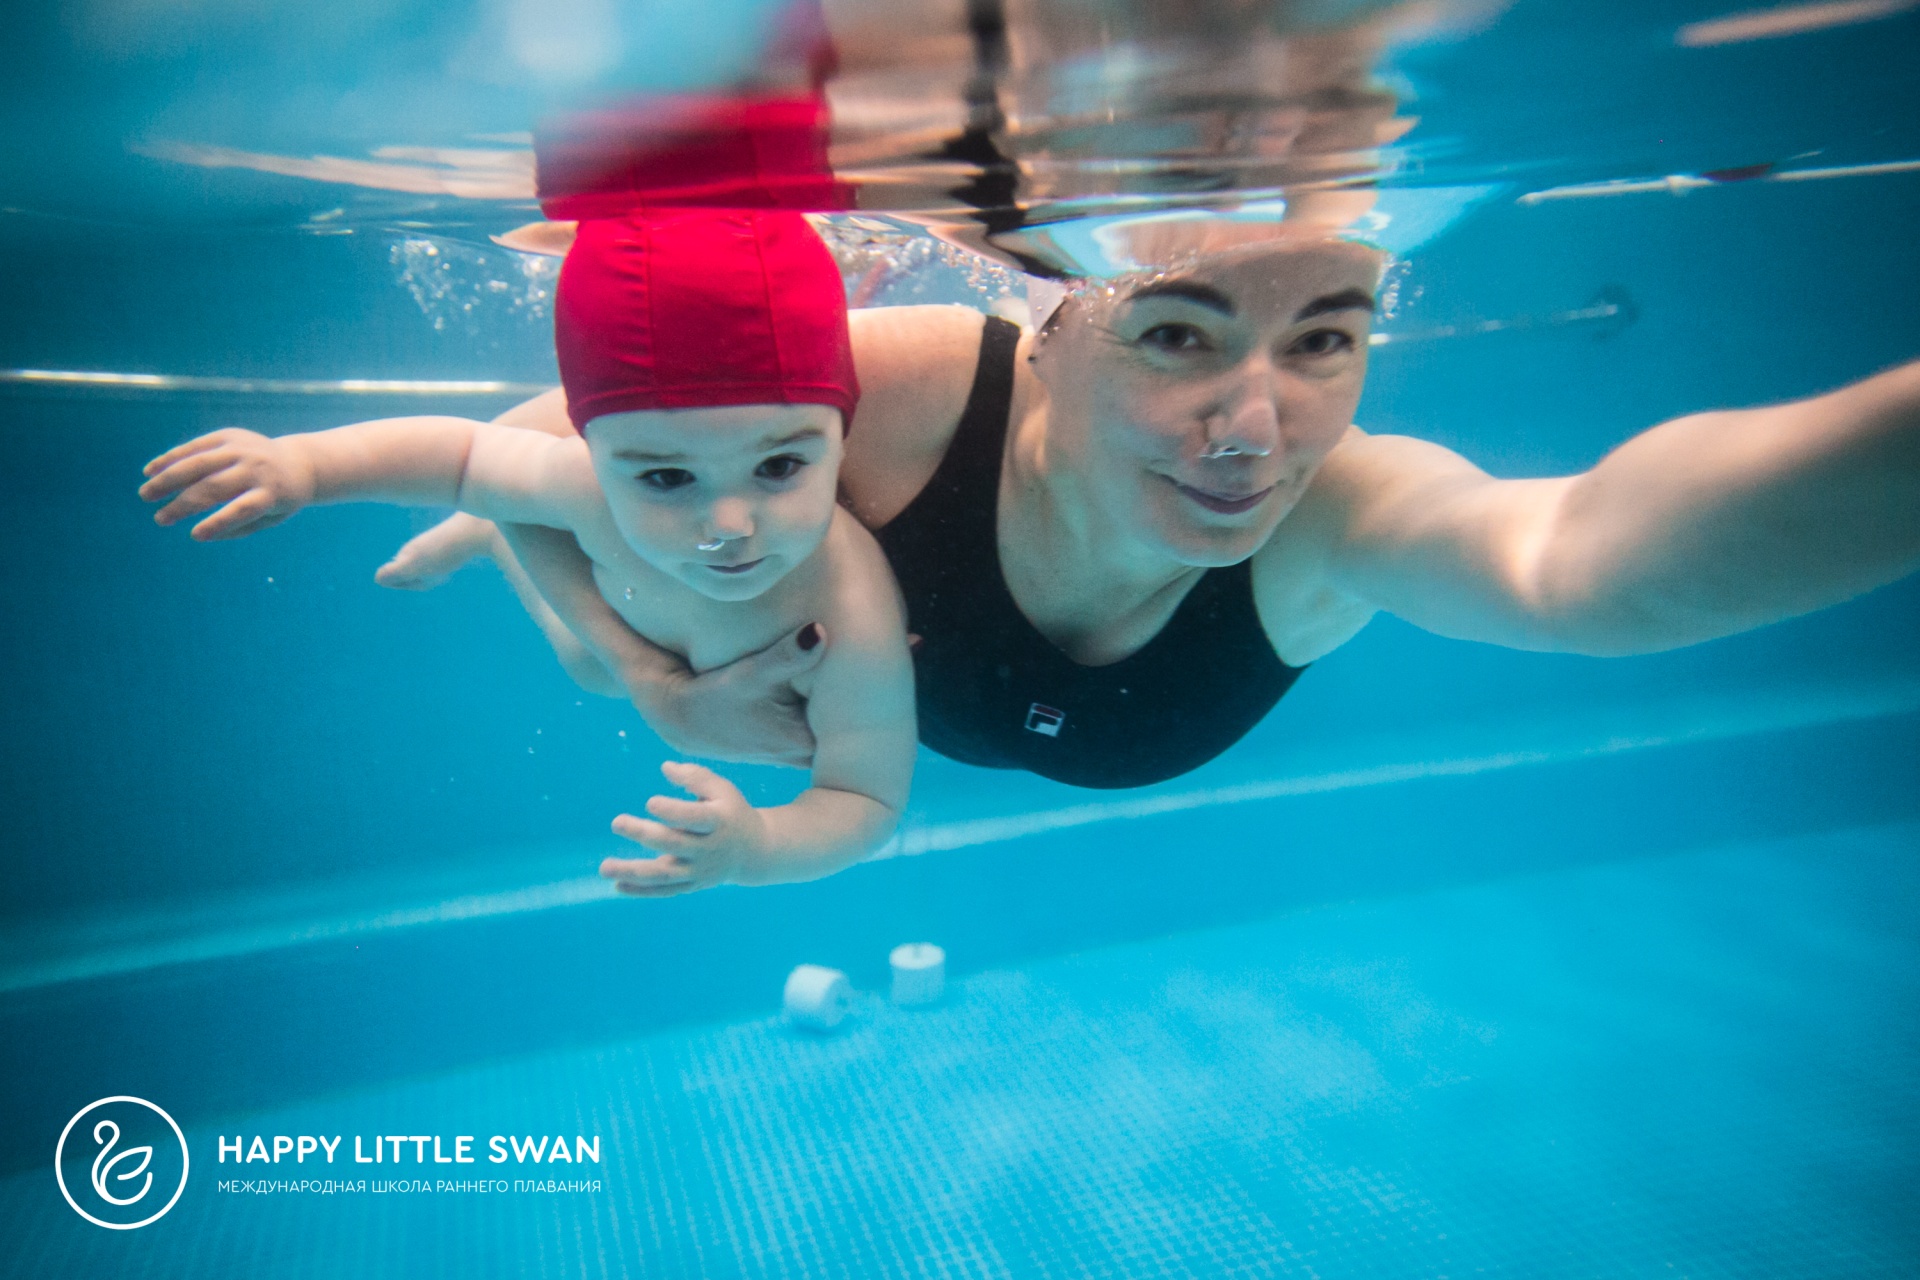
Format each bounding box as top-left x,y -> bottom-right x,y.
1099,240 -> 1382,318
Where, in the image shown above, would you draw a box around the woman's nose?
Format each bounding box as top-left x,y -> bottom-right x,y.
1203,363 -> 1283,457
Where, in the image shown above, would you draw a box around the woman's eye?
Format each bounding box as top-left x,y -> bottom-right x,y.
1138,322 -> 1210,354
639,468 -> 695,491
1292,328 -> 1356,357
755,454 -> 806,481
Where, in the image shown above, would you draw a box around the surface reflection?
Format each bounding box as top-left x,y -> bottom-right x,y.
823,0 -> 1415,270
525,0 -> 1422,276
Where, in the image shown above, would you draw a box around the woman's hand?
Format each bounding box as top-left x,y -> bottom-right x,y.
140,428 -> 316,539
624,624 -> 825,768
498,521 -> 826,766
601,762 -> 769,896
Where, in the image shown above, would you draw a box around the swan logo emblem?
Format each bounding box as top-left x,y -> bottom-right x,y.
55,1096 -> 190,1229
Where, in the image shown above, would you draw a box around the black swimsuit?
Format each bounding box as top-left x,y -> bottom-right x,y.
874,317 -> 1306,789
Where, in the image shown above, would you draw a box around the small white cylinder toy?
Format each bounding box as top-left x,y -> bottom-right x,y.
783,964 -> 852,1030
889,943 -> 946,1006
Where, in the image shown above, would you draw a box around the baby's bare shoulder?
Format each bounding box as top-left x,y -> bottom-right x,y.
811,509 -> 909,646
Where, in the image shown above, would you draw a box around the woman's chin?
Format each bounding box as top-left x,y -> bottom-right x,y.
1153,514 -> 1275,567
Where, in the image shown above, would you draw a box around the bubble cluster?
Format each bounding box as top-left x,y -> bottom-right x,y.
389,236 -> 560,337
813,216 -> 1028,313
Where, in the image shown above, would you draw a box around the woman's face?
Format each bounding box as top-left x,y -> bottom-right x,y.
1035,239 -> 1380,567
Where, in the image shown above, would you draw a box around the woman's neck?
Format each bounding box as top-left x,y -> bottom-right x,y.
997,370 -> 1207,667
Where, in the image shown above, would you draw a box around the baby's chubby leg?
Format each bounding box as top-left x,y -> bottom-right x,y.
380,513 -> 623,697
376,511 -> 498,590
487,526 -> 626,698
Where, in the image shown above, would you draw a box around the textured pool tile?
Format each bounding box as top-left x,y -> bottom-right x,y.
5,824 -> 1917,1278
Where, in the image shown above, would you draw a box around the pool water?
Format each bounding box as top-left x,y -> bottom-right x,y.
3,0 -> 1919,1274
8,824 -> 1917,1276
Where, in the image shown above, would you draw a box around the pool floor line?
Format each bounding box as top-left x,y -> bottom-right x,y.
0,368 -> 555,396
5,678 -> 1919,995
879,678 -> 1920,856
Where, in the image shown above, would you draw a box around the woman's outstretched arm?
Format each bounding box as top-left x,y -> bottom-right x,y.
1306,359 -> 1920,655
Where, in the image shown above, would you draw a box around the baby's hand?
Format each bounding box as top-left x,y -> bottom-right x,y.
601,761 -> 769,897
139,428 -> 315,540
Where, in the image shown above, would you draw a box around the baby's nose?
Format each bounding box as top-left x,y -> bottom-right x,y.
704,499 -> 756,540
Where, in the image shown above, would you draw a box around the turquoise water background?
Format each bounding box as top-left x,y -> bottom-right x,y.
1,0 -> 1917,1273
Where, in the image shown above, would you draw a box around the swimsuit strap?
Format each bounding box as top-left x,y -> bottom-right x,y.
876,314 -> 1304,788
911,313 -> 1021,540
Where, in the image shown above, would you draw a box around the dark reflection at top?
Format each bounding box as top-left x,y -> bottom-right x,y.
530,0 -> 1422,277
828,0 -> 1408,266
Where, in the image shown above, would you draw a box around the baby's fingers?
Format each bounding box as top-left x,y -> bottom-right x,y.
139,448 -> 233,503
660,760 -> 746,807
191,491 -> 282,542
602,851 -> 701,897
611,813 -> 695,855
644,794 -> 717,834
143,431 -> 236,479
152,467 -> 249,525
614,880 -> 698,898
600,854 -> 691,889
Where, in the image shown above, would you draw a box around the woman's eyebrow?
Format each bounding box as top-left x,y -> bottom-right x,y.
1123,280 -> 1237,315
1294,288 -> 1376,321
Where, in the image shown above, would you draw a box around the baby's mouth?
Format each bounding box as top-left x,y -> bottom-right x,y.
704,557 -> 766,575
1167,477 -> 1275,515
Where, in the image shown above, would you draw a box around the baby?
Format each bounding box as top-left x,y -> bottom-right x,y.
140,210 -> 915,896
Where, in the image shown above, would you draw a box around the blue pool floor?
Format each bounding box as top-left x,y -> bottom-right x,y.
9,822 -> 1918,1278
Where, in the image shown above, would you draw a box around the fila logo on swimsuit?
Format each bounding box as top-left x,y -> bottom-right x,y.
1025,703 -> 1065,737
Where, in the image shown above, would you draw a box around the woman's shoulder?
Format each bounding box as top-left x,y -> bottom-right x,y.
1249,425 -> 1494,663
1248,427 -> 1380,665
849,302 -> 988,377
841,305 -> 992,527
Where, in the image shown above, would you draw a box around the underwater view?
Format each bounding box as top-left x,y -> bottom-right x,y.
2,0 -> 1918,1274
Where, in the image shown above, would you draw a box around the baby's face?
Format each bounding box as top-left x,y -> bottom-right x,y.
585,403 -> 843,601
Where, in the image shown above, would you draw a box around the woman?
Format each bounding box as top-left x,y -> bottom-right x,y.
384,217 -> 1920,790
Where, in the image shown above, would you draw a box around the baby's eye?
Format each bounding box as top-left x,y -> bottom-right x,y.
755,454 -> 807,481
639,467 -> 695,491
1138,322 -> 1211,354
1291,328 -> 1356,357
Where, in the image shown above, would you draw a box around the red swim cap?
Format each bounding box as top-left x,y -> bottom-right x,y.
537,94 -> 852,220
554,209 -> 859,432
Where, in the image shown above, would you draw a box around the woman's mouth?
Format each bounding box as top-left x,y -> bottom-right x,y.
1168,478 -> 1275,515
704,557 -> 767,575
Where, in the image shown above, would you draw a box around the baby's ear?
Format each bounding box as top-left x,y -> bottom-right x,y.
492,221 -> 577,257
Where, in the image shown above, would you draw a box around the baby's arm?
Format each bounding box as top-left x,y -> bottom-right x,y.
139,417 -> 595,539
376,388 -> 576,590
602,522 -> 916,894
